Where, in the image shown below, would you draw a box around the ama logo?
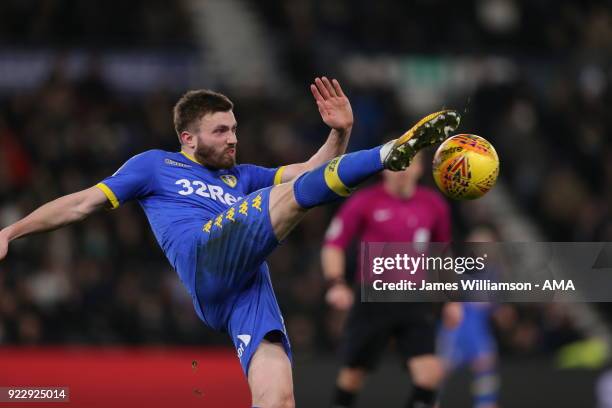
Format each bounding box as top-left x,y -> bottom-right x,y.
236,334 -> 251,359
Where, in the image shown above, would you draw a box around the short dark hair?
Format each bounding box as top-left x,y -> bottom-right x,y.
173,89 -> 234,139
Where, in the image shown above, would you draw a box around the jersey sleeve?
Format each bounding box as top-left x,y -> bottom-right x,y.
323,193 -> 367,250
431,195 -> 452,242
240,164 -> 284,194
95,151 -> 158,209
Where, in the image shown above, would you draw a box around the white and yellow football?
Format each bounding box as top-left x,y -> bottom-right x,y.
432,134 -> 499,200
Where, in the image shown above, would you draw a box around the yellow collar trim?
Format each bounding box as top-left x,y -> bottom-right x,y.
180,150 -> 203,165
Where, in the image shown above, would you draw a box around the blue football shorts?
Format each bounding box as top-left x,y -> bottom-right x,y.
190,186 -> 292,375
437,324 -> 496,368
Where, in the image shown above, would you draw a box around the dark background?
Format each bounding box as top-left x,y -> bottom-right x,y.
0,0 -> 610,406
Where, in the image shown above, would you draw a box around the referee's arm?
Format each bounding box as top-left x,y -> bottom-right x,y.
321,245 -> 354,311
321,245 -> 346,285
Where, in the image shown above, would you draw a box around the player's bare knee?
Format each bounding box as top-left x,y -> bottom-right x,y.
251,374 -> 294,408
270,181 -> 306,214
408,355 -> 444,389
249,340 -> 294,408
269,182 -> 308,241
253,388 -> 294,408
338,367 -> 367,392
275,391 -> 295,408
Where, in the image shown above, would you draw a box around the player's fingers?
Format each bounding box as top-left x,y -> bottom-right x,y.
332,79 -> 345,97
310,83 -> 324,103
316,101 -> 329,116
322,76 -> 337,97
315,77 -> 331,99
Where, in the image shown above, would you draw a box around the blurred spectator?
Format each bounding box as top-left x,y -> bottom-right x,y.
0,0 -> 194,48
0,0 -> 606,359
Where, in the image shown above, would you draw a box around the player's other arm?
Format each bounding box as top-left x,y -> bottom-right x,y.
0,186 -> 109,261
0,151 -> 156,261
276,77 -> 354,183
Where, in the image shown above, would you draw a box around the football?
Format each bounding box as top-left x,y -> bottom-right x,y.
432,134 -> 499,200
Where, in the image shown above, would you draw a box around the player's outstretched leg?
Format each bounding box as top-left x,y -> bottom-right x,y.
269,110 -> 460,240
383,109 -> 461,171
294,109 -> 460,209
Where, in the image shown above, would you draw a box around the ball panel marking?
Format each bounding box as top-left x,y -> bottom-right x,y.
432,134 -> 499,200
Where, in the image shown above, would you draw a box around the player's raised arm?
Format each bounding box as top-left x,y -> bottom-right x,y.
275,77 -> 354,183
0,186 -> 109,261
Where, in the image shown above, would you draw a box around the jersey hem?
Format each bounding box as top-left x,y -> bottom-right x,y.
95,182 -> 120,209
273,166 -> 286,185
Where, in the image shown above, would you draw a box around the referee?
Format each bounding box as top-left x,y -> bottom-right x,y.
322,153 -> 462,408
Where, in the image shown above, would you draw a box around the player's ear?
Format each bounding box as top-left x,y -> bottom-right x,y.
180,131 -> 195,148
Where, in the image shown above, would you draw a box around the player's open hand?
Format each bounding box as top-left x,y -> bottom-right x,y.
326,282 -> 354,311
310,77 -> 353,131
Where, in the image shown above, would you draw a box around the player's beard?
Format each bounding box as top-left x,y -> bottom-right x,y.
195,143 -> 236,169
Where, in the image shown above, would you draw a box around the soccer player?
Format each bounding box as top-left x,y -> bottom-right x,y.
437,226 -> 500,408
321,152 -> 461,408
0,77 -> 460,408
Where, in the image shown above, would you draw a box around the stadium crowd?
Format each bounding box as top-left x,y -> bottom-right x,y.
0,0 -> 607,361
259,0 -> 612,242
0,0 -> 193,48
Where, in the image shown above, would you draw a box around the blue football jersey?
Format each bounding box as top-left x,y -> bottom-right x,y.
438,302 -> 496,366
96,149 -> 283,293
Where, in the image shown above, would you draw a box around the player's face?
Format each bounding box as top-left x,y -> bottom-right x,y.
193,110 -> 238,169
466,227 -> 497,243
382,152 -> 424,197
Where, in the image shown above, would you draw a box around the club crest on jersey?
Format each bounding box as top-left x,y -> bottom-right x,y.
220,174 -> 237,188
